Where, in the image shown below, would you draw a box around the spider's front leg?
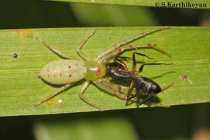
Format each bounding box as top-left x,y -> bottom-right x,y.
94,26 -> 170,62
98,43 -> 171,63
35,36 -> 78,60
77,28 -> 97,60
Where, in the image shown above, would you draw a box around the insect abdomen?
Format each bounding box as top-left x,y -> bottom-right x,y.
135,77 -> 161,95
38,60 -> 87,85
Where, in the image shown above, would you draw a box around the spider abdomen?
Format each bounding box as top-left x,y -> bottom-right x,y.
38,60 -> 87,85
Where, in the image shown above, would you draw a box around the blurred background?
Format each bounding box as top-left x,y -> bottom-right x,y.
0,0 -> 210,140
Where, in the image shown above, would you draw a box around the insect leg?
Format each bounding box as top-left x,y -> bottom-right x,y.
129,82 -> 173,106
96,78 -> 169,107
139,94 -> 156,105
79,80 -> 103,110
125,80 -> 135,100
139,62 -> 174,73
77,28 -> 97,60
161,82 -> 173,91
113,57 -> 129,71
35,84 -> 73,106
35,36 -> 78,60
132,52 -> 154,72
119,51 -> 137,100
116,52 -> 154,64
95,26 -> 170,61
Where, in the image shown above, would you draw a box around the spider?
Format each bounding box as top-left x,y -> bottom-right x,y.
35,27 -> 170,110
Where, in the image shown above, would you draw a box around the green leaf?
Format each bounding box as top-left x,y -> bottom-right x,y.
47,0 -> 210,9
69,3 -> 157,26
33,114 -> 138,140
0,27 -> 209,116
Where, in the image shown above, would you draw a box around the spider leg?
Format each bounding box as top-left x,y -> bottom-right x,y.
77,28 -> 97,60
79,81 -> 103,110
97,44 -> 170,63
34,84 -> 73,106
94,78 -> 138,103
95,26 -> 170,61
93,78 -> 127,99
35,36 -> 78,60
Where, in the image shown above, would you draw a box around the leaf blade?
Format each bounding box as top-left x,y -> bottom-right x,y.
0,27 -> 210,116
